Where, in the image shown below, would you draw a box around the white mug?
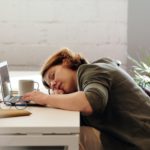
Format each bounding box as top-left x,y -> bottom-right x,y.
18,80 -> 39,96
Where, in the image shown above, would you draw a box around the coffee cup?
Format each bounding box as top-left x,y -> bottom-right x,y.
18,80 -> 39,96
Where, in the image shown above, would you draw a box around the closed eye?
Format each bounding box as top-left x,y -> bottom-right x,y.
49,72 -> 55,81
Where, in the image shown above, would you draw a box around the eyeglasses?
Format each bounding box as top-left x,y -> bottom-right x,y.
0,100 -> 27,110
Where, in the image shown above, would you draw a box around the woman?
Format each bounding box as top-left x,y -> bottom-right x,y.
22,48 -> 150,150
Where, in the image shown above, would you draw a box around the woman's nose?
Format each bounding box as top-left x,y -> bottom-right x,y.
50,80 -> 57,89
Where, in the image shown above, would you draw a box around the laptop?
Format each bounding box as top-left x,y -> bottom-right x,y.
0,61 -> 43,107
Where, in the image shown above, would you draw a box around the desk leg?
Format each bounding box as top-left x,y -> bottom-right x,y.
64,138 -> 79,150
64,134 -> 79,150
64,145 -> 79,150
64,147 -> 67,150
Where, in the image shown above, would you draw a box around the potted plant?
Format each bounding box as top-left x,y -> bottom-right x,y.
128,56 -> 150,96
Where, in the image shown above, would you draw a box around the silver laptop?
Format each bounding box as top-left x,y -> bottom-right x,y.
0,61 -> 21,104
0,61 -> 43,106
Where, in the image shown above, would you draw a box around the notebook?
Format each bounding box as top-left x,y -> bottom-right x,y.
0,61 -> 43,107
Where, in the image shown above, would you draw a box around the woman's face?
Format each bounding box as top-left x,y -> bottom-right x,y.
44,64 -> 77,94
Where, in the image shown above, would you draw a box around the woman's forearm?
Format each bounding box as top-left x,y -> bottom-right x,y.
46,91 -> 93,114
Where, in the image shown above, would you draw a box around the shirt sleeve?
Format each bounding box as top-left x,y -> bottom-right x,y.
77,64 -> 111,113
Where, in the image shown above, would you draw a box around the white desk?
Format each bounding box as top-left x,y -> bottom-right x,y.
0,71 -> 80,150
0,107 -> 80,150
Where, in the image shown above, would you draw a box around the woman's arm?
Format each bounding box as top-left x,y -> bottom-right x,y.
22,91 -> 93,115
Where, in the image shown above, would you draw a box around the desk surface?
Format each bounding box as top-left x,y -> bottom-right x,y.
0,107 -> 80,134
0,71 -> 79,150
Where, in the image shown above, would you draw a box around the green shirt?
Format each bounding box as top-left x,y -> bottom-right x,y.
77,58 -> 150,150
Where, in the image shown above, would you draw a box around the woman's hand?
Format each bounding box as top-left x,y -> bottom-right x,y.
22,91 -> 49,106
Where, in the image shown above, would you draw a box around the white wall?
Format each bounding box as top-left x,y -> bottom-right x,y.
0,0 -> 128,70
128,0 -> 150,64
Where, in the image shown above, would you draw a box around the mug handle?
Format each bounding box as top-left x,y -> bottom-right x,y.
34,81 -> 39,91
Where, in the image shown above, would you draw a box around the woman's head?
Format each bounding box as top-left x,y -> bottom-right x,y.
41,48 -> 88,93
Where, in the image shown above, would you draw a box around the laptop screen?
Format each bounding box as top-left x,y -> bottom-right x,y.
0,61 -> 12,101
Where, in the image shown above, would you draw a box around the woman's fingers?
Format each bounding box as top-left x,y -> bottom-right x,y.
21,91 -> 35,100
21,91 -> 48,105
52,89 -> 64,94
